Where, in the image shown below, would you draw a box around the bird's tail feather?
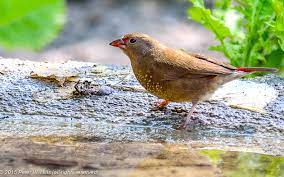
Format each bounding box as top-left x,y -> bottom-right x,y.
236,67 -> 278,73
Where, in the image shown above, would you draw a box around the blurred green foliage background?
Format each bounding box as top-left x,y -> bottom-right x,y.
188,0 -> 284,76
0,0 -> 65,50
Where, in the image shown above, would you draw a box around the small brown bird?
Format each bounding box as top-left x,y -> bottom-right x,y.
110,33 -> 278,129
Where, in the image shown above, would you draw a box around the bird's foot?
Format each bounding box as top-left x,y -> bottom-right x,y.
177,115 -> 191,130
176,122 -> 187,130
176,118 -> 201,130
151,100 -> 170,111
176,102 -> 198,130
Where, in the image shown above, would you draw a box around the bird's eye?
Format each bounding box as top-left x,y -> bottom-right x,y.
129,38 -> 136,44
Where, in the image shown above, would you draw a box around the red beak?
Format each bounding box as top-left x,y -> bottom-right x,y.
109,38 -> 126,49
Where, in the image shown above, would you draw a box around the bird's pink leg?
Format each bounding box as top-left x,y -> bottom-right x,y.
151,100 -> 170,110
178,102 -> 198,129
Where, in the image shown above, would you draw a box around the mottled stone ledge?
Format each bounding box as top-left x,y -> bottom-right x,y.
0,58 -> 283,156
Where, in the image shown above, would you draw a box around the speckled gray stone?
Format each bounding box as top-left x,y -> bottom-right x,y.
0,58 -> 283,155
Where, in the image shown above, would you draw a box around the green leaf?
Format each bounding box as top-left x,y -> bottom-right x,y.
209,45 -> 223,52
272,0 -> 284,51
188,0 -> 232,41
190,0 -> 205,8
214,0 -> 231,10
265,49 -> 284,76
0,0 -> 66,50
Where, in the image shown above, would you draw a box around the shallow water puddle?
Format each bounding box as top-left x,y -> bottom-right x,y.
0,137 -> 283,177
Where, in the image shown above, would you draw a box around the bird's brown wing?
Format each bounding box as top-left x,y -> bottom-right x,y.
154,48 -> 236,81
181,50 -> 236,71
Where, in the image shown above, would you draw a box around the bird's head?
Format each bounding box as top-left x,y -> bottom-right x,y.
109,33 -> 162,60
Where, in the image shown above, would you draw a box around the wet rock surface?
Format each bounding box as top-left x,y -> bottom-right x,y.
0,137 -> 283,177
0,58 -> 283,176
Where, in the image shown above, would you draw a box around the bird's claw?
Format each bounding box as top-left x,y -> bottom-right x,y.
151,105 -> 166,111
176,117 -> 201,130
176,123 -> 187,130
151,100 -> 170,111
